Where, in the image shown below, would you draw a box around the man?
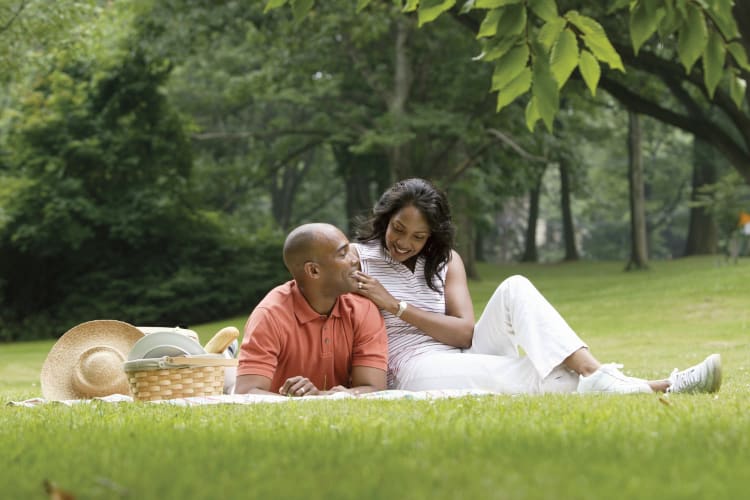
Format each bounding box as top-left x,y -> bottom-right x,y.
234,223 -> 387,396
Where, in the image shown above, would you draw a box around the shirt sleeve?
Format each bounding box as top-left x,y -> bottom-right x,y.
237,307 -> 281,379
351,299 -> 388,370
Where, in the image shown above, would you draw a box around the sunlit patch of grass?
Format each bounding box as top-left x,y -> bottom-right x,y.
2,257 -> 749,498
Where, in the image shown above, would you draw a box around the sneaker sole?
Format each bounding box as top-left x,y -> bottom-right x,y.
706,353 -> 722,393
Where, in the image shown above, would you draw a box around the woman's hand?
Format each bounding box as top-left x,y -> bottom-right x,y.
353,270 -> 399,314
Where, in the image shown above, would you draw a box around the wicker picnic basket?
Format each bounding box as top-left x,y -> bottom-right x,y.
123,355 -> 238,401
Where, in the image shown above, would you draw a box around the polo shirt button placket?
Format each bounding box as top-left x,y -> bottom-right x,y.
322,323 -> 332,357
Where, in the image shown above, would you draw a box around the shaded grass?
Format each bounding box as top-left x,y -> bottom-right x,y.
4,394 -> 750,499
2,256 -> 750,499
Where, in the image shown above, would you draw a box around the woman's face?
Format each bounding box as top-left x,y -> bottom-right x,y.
385,205 -> 431,263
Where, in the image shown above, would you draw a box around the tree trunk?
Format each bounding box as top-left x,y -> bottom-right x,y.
270,151 -> 314,232
559,159 -> 579,261
684,137 -> 719,255
452,190 -> 478,278
332,144 -> 386,235
626,111 -> 649,270
521,173 -> 543,262
386,16 -> 413,182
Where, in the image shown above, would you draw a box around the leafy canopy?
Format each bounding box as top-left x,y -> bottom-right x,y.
265,0 -> 748,132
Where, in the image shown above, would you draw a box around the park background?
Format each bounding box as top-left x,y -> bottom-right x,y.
1,1 -> 749,341
2,2 -> 750,499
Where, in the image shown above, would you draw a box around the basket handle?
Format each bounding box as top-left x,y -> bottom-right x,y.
165,356 -> 238,367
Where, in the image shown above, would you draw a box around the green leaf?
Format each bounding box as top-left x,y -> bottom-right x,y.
477,9 -> 503,38
702,30 -> 725,98
630,1 -> 664,54
677,2 -> 708,73
496,67 -> 532,112
550,27 -> 579,89
528,0 -> 557,22
729,73 -> 746,108
264,0 -> 288,13
657,1 -> 682,38
675,0 -> 688,19
483,36 -> 521,61
491,44 -> 530,91
403,0 -> 419,12
459,0 -> 476,14
538,17 -> 566,53
727,41 -> 750,71
418,0 -> 456,27
291,0 -> 314,23
607,0 -> 630,14
567,11 -> 624,71
497,3 -> 526,37
578,49 -> 600,96
356,0 -> 372,13
532,49 -> 559,131
476,0 -> 522,7
706,0 -> 739,40
525,97 -> 541,131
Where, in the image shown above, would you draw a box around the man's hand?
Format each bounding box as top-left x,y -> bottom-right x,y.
280,376 -> 320,397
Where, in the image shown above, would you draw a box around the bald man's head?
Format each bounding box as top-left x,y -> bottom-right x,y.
283,223 -> 343,279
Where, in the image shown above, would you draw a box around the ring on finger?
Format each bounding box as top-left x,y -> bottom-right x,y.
358,282 -> 363,289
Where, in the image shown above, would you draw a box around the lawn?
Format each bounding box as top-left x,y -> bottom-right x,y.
2,257 -> 749,499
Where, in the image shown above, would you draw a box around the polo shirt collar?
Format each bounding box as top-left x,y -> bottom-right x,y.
291,281 -> 343,324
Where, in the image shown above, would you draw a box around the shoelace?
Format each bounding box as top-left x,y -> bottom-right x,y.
667,367 -> 696,392
601,363 -> 625,373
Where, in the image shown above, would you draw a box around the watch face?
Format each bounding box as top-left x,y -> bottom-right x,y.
396,301 -> 407,317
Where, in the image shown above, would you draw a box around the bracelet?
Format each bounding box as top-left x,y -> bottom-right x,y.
395,301 -> 408,318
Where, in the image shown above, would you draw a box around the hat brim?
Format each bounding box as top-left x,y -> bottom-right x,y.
41,320 -> 145,400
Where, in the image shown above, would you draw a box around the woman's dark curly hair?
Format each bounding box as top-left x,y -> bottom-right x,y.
356,178 -> 455,292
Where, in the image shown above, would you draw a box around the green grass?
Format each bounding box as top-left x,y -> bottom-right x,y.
2,256 -> 750,499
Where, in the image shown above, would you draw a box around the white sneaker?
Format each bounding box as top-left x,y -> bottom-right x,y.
577,363 -> 653,394
667,354 -> 722,394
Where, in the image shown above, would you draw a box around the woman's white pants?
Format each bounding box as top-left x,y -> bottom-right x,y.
395,275 -> 586,394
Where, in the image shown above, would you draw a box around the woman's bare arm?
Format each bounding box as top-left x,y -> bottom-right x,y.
354,250 -> 475,348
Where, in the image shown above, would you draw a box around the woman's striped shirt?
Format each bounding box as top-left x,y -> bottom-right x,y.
353,241 -> 460,388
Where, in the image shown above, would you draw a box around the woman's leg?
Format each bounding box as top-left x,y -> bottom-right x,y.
395,351 -> 579,394
464,275 -> 717,394
467,275 -> 588,379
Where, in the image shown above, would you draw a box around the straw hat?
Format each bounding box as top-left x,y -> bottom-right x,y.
41,320 -> 145,400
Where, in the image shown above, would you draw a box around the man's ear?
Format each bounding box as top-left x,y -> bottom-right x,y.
303,261 -> 320,279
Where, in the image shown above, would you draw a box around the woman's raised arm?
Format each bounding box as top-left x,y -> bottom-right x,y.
355,250 -> 475,348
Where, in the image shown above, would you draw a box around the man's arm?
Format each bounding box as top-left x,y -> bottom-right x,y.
234,374 -> 278,396
236,374 -> 331,398
236,369 -> 386,397
328,366 -> 386,395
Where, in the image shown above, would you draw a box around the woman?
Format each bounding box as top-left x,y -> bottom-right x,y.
351,178 -> 722,395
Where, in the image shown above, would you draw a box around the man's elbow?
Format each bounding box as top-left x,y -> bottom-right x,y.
234,375 -> 271,395
372,379 -> 387,392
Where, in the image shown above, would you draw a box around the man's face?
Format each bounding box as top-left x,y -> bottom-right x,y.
318,229 -> 359,295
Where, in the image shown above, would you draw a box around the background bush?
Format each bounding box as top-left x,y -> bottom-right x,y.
0,38 -> 288,341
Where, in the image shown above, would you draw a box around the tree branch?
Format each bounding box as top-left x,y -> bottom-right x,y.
599,75 -> 750,183
0,0 -> 29,34
191,129 -> 330,141
445,128 -> 548,183
612,42 -> 750,140
487,128 -> 548,163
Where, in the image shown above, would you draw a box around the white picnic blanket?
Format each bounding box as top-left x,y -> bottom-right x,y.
8,389 -> 495,407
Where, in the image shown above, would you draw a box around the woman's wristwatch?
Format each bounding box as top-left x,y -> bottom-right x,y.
395,300 -> 408,318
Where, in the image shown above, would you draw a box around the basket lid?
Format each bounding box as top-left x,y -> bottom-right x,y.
123,354 -> 237,371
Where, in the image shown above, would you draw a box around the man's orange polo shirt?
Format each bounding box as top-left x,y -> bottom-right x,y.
237,281 -> 387,393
